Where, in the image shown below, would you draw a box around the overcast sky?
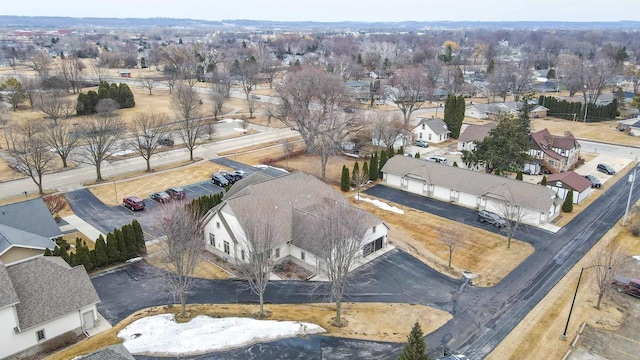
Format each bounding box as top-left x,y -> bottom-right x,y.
2,0 -> 639,23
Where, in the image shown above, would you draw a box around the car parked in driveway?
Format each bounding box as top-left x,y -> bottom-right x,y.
158,138 -> 174,146
123,196 -> 145,211
166,187 -> 186,200
584,175 -> 602,188
597,163 -> 616,175
211,173 -> 229,187
218,171 -> 238,185
150,191 -> 171,203
229,170 -> 248,180
478,210 -> 506,228
414,139 -> 429,148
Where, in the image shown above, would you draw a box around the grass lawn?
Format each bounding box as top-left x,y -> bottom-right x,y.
49,302 -> 452,360
487,210 -> 640,360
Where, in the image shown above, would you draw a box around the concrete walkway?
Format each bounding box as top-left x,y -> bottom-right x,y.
63,215 -> 106,241
309,245 -> 396,282
86,311 -> 113,336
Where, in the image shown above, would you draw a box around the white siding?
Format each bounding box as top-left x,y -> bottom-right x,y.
0,304 -> 96,359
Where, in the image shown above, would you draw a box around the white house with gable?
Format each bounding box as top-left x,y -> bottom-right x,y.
203,172 -> 389,274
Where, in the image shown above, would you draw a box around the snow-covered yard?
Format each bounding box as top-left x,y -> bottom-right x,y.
118,314 -> 325,356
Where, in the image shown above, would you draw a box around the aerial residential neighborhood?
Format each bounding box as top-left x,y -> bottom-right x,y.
0,2 -> 640,359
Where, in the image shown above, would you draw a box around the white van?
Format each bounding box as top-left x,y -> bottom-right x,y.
426,156 -> 447,164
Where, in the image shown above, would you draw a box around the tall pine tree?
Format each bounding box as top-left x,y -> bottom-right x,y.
94,235 -> 108,267
379,150 -> 388,179
398,322 -> 430,360
362,161 -> 369,183
369,152 -> 378,181
340,165 -> 350,192
106,232 -> 120,264
351,162 -> 360,186
131,220 -> 146,255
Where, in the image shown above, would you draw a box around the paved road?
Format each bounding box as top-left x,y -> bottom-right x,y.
0,127 -> 299,201
94,249 -> 461,359
365,166 -> 640,358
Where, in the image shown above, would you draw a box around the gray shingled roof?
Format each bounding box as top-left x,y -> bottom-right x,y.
6,256 -> 100,330
0,198 -> 61,239
0,224 -> 57,256
76,344 -> 135,360
381,156 -> 557,212
458,122 -> 496,143
0,265 -> 19,309
416,118 -> 450,135
221,172 -> 346,246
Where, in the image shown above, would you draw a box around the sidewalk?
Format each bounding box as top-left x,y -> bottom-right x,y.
86,311 -> 112,336
63,215 -> 106,241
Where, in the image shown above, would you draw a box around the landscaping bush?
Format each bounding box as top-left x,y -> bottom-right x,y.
40,331 -> 78,353
630,218 -> 640,236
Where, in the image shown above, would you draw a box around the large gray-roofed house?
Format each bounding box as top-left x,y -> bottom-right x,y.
457,122 -> 496,151
412,118 -> 451,143
0,224 -> 57,265
0,198 -> 62,239
0,256 -> 100,359
203,172 -> 389,273
381,156 -> 560,225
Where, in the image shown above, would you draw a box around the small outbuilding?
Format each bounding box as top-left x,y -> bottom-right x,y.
545,171 -> 592,204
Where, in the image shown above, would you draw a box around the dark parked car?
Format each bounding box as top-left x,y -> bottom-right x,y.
166,187 -> 186,200
229,170 -> 248,180
477,210 -> 506,228
218,171 -> 238,184
414,139 -> 429,148
158,138 -> 174,146
597,163 -> 616,175
212,173 -> 229,187
150,191 -> 171,203
583,175 -> 602,188
123,196 -> 145,211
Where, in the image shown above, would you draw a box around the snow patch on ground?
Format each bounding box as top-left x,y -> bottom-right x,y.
220,118 -> 245,123
255,164 -> 290,173
118,314 -> 325,356
233,128 -> 248,133
355,195 -> 404,214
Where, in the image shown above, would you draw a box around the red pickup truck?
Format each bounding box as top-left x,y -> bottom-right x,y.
123,196 -> 146,211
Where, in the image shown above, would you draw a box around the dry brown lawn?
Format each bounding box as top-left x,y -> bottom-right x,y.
531,116 -> 639,146
88,160 -> 231,206
350,195 -> 533,287
487,210 -> 640,360
48,302 -> 451,360
143,241 -> 230,280
61,231 -> 96,251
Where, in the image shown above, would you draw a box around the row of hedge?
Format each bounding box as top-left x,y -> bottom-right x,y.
76,81 -> 135,115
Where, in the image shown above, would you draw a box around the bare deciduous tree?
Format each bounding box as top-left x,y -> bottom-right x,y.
370,111 -> 405,149
31,50 -> 53,78
95,98 -> 120,118
439,224 -> 463,269
236,210 -> 282,318
130,112 -> 169,172
36,89 -> 75,125
157,202 -> 205,318
207,85 -> 225,120
141,78 -> 156,95
41,122 -> 80,168
172,84 -> 206,161
495,200 -> 527,249
77,115 -> 126,181
388,66 -> 433,129
589,241 -> 626,309
302,200 -> 371,326
581,58 -> 620,106
0,103 -> 11,149
8,130 -> 55,194
42,194 -> 67,220
59,57 -> 85,94
277,65 -> 362,178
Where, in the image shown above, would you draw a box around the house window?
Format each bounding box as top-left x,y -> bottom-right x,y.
422,124 -> 425,130
209,233 -> 215,246
428,134 -> 432,140
216,222 -> 220,229
223,241 -> 230,254
36,329 -> 46,342
419,133 -> 423,139
275,248 -> 280,258
372,225 -> 377,233
241,250 -> 245,261
301,251 -> 306,260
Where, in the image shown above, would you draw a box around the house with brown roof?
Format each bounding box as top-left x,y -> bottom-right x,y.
545,171 -> 593,204
457,122 -> 496,151
381,156 -> 560,225
203,172 -> 388,274
412,118 -> 451,144
526,129 -> 581,174
0,256 -> 100,359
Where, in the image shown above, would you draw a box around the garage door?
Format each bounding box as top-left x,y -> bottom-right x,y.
362,237 -> 384,257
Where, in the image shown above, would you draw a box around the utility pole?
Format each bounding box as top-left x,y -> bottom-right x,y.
623,166 -> 637,226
